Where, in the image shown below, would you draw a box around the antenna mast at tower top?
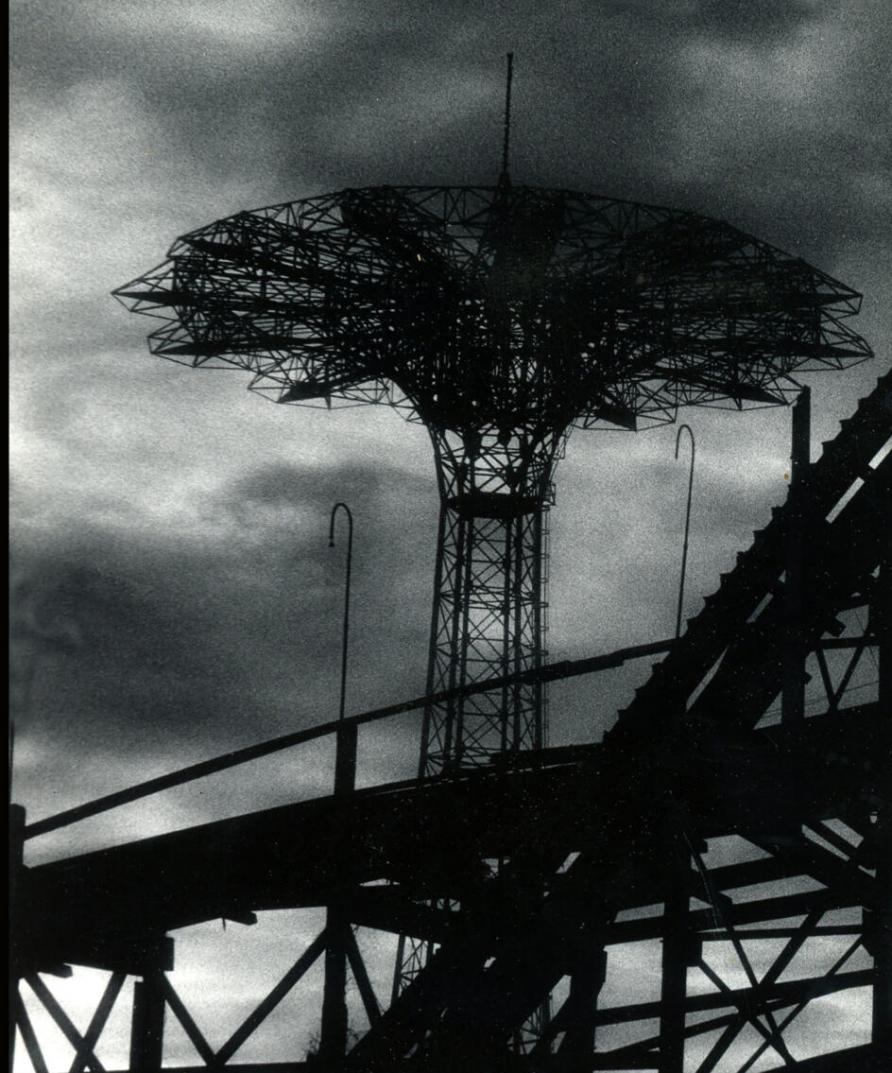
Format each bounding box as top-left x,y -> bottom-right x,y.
500,51 -> 514,185
115,124 -> 871,775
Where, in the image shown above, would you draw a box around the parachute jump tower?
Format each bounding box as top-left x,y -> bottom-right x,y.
114,55 -> 872,1045
114,70 -> 869,771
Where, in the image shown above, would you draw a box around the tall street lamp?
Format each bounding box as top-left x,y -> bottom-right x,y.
674,425 -> 696,640
320,502 -> 355,1064
328,502 -> 356,795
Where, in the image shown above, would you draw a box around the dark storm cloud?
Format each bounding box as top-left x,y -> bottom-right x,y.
11,0 -> 888,273
689,0 -> 826,41
11,457 -> 437,836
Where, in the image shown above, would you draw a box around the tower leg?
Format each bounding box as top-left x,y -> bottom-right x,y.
418,428 -> 559,775
560,943 -> 606,1070
395,427 -> 561,1011
659,832 -> 689,1073
320,914 -> 349,1066
130,969 -> 166,1072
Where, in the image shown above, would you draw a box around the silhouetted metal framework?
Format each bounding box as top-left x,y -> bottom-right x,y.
11,368 -> 891,1073
112,182 -> 873,1029
113,183 -> 870,781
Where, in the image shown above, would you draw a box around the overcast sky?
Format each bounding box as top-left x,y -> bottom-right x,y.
9,1 -> 890,1066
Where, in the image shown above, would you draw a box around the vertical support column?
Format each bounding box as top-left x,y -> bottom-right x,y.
320,920 -> 349,1067
9,804 -> 26,1073
512,508 -> 526,754
782,386 -> 810,723
531,506 -> 546,753
561,941 -> 607,1069
333,724 -> 357,798
501,515 -> 514,752
418,502 -> 447,778
395,429 -> 558,1002
130,967 -> 166,1072
659,831 -> 690,1073
421,432 -> 554,773
454,510 -> 476,766
871,560 -> 891,1069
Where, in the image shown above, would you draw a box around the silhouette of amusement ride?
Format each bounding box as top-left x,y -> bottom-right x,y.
11,58 -> 891,1073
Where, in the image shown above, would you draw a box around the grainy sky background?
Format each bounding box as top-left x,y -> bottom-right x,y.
9,0 -> 891,1067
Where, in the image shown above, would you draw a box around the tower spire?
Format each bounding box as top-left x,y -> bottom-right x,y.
499,52 -> 514,186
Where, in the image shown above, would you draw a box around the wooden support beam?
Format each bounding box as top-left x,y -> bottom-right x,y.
694,957 -> 794,1069
69,972 -> 126,1073
104,1065 -> 310,1073
748,836 -> 878,911
130,970 -> 166,1073
23,638 -> 672,842
334,723 -> 358,798
783,386 -> 810,723
687,838 -> 825,1073
723,935 -> 863,1073
658,834 -> 689,1073
25,973 -> 106,1073
557,940 -> 606,1070
320,914 -> 349,1064
344,927 -> 381,1025
595,967 -> 873,1026
14,993 -> 50,1073
700,924 -> 861,940
215,929 -> 328,1066
160,975 -> 216,1067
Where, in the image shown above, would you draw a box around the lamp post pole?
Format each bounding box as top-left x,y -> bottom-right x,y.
674,425 -> 696,641
320,503 -> 355,1066
328,503 -> 356,795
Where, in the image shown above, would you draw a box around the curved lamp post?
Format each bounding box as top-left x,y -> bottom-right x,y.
674,425 -> 696,640
321,503 -> 355,1064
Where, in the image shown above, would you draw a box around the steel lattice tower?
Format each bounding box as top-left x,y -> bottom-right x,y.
113,182 -> 870,780
114,173 -> 871,1045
